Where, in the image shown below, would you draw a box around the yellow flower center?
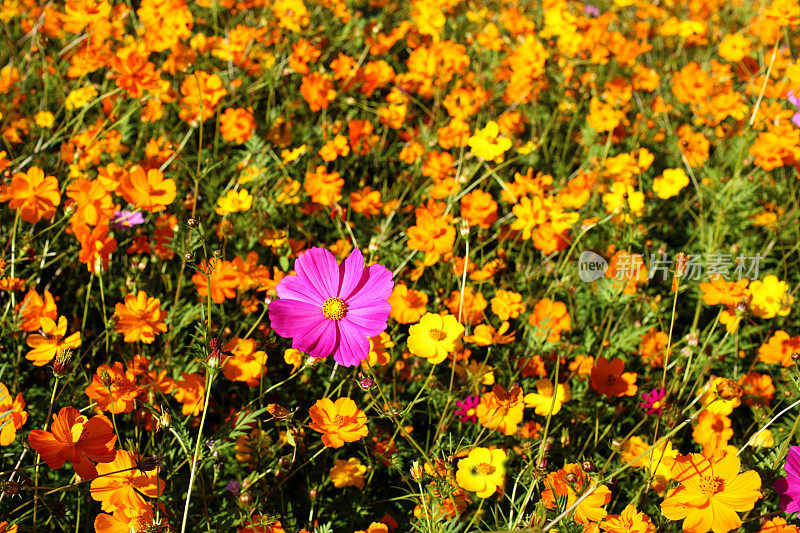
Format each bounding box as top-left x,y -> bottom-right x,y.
474,462 -> 495,476
698,475 -> 724,496
652,400 -> 661,410
322,297 -> 348,321
428,329 -> 446,341
333,414 -> 346,425
467,408 -> 475,417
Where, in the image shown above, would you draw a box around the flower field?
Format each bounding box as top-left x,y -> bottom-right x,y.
2,0 -> 800,531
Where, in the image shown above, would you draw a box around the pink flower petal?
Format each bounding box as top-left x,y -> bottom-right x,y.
294,247 -> 339,297
333,322 -> 370,366
337,247 -> 366,299
344,263 -> 394,307
276,273 -> 326,305
343,303 -> 391,337
268,300 -> 323,339
293,317 -> 338,358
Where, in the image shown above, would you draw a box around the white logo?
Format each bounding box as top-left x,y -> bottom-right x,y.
578,251 -> 608,282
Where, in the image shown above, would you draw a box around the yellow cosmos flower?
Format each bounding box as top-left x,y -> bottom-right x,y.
749,275 -> 793,319
468,121 -> 512,162
215,189 -> 253,216
455,447 -> 506,498
524,378 -> 571,415
652,168 -> 690,199
407,312 -> 465,364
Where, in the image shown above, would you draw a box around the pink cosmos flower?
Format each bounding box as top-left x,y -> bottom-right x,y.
454,396 -> 479,423
776,446 -> 800,512
639,388 -> 665,416
268,247 -> 393,367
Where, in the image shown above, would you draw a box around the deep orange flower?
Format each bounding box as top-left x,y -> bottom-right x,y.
28,406 -> 116,479
2,166 -> 61,224
444,287 -> 487,325
309,397 -> 368,448
91,449 -> 165,513
25,316 -> 81,366
75,223 -> 117,274
174,372 -> 205,416
17,288 -> 57,332
0,382 -> 27,446
191,258 -> 242,304
300,72 -> 336,111
590,357 -> 638,397
118,167 -> 176,213
113,291 -> 168,344
85,362 -> 141,414
220,107 -> 256,144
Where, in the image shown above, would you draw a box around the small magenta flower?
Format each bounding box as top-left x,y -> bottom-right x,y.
111,210 -> 145,229
776,446 -> 800,512
639,388 -> 666,416
454,396 -> 480,423
268,247 -> 393,367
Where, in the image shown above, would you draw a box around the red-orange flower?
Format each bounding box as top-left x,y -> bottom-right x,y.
590,357 -> 638,397
28,406 -> 116,479
84,362 -> 141,414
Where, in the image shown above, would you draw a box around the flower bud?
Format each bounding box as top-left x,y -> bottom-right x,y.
187,218 -> 198,228
716,378 -> 742,401
53,349 -> 73,375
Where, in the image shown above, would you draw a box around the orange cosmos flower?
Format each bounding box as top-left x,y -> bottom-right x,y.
444,287 -> 487,325
300,72 -> 336,111
222,338 -> 268,386
3,166 -> 61,224
179,71 -> 227,123
490,290 -> 525,321
758,331 -> 800,366
25,316 -> 81,366
304,166 -> 344,206
85,362 -> 141,414
660,452 -> 761,533
0,382 -> 27,446
65,178 -> 115,226
191,258 -> 242,304
28,406 -> 116,479
528,298 -> 571,343
387,283 -> 428,324
17,288 -> 57,332
113,291 -> 168,344
174,372 -> 205,416
309,397 -> 368,448
590,357 -> 638,398
600,504 -> 655,533
75,223 -> 117,274
91,449 -> 165,513
476,385 -> 525,436
0,521 -> 18,533
118,167 -> 177,213
94,508 -> 158,533
108,47 -> 161,98
220,107 -> 256,144
460,189 -> 498,229
542,463 -> 612,523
